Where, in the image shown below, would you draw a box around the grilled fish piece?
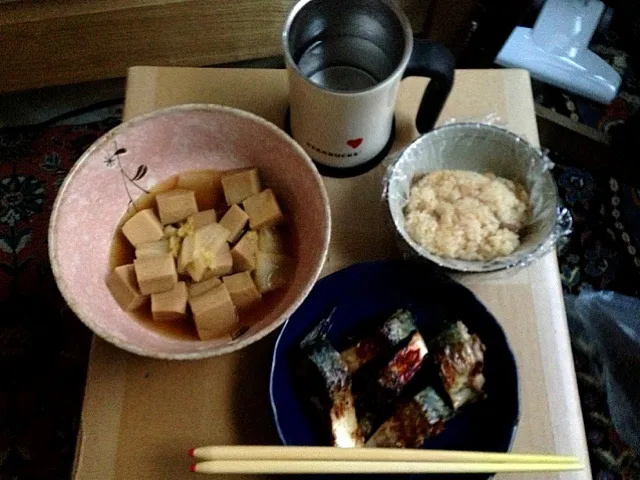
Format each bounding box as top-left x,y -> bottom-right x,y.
340,309 -> 418,373
299,311 -> 364,447
356,331 -> 429,438
366,386 -> 452,448
433,321 -> 486,410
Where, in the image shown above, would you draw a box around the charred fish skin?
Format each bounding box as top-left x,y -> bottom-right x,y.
380,309 -> 418,345
415,386 -> 453,426
356,331 -> 429,439
299,311 -> 364,448
366,387 -> 452,448
300,306 -> 336,348
305,343 -> 364,448
433,321 -> 487,410
300,308 -> 348,397
340,309 -> 418,374
305,342 -> 350,396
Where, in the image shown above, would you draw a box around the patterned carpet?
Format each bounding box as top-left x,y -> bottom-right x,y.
0,117 -> 119,479
553,163 -> 640,480
0,113 -> 638,479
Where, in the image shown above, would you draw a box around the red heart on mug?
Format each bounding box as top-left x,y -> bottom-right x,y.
346,138 -> 363,149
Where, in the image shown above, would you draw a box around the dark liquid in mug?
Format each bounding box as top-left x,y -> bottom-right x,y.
109,169 -> 296,341
296,35 -> 395,91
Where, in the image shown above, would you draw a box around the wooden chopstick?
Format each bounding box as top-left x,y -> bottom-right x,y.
190,460 -> 584,474
189,445 -> 580,465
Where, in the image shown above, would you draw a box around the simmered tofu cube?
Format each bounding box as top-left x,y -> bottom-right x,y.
221,168 -> 261,205
219,204 -> 249,243
156,189 -> 198,225
151,282 -> 187,321
231,231 -> 258,272
223,272 -> 261,309
106,264 -> 147,311
191,209 -> 217,230
177,170 -> 219,211
194,223 -> 230,257
254,251 -> 291,293
135,238 -> 170,258
133,253 -> 178,295
121,208 -> 164,247
242,189 -> 284,230
178,234 -> 196,273
258,227 -> 285,253
187,276 -> 222,299
189,284 -> 239,340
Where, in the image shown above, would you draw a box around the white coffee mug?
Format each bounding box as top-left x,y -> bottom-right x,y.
283,0 -> 455,175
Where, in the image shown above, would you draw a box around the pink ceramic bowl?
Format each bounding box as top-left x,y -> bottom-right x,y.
49,104 -> 330,360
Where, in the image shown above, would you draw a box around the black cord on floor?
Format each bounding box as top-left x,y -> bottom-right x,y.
0,97 -> 124,134
0,56 -> 292,134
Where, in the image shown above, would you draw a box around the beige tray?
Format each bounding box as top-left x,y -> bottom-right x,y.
74,67 -> 591,480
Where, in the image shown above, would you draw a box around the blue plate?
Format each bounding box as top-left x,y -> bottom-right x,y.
269,260 -> 519,479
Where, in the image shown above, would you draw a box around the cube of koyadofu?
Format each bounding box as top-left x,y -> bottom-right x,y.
176,170 -> 219,211
151,282 -> 188,321
223,272 -> 261,309
121,208 -> 164,247
221,168 -> 261,205
231,231 -> 258,272
187,277 -> 222,299
254,251 -> 291,293
242,189 -> 284,230
189,284 -> 239,340
106,264 -> 147,311
191,209 -> 217,230
219,204 -> 249,243
155,189 -> 198,225
133,252 -> 178,295
135,238 -> 170,258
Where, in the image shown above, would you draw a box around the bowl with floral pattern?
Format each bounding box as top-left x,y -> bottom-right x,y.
49,104 -> 330,359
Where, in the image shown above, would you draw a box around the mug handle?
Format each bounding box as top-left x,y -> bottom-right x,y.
403,39 -> 456,133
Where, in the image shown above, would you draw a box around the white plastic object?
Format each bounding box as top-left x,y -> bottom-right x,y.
496,0 -> 621,104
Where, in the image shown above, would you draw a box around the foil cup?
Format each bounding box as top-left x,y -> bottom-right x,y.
386,123 -> 571,273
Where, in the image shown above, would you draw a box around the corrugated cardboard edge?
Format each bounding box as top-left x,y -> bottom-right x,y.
73,338 -> 129,480
72,422 -> 84,479
124,66 -> 160,122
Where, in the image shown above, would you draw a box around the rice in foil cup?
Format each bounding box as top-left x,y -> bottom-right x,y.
385,123 -> 571,273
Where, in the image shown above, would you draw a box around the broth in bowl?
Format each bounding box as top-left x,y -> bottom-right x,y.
107,167 -> 296,341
